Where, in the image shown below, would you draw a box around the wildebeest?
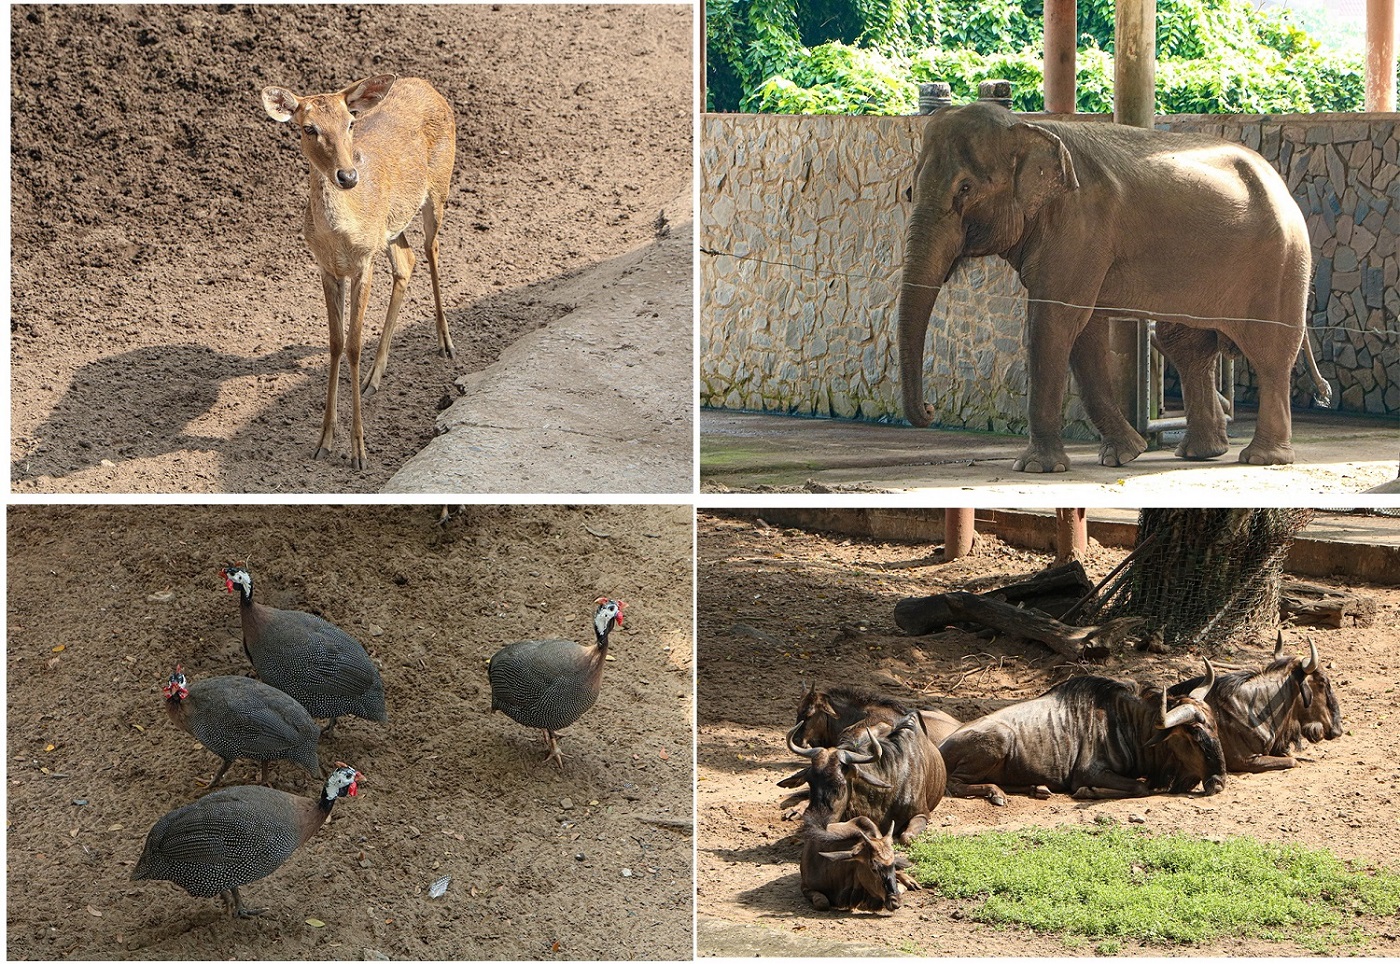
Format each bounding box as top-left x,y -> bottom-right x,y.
939,661 -> 1226,805
1168,635 -> 1342,772
779,711 -> 946,842
793,684 -> 962,748
798,813 -> 921,912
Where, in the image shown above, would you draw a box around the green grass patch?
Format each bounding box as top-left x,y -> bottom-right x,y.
905,825 -> 1400,951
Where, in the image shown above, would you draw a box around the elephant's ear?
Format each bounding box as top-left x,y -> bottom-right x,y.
1011,122 -> 1078,218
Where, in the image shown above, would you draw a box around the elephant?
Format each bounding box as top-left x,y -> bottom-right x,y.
897,102 -> 1331,473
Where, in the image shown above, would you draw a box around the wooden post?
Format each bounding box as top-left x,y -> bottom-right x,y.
1367,0 -> 1397,111
945,508 -> 975,560
1044,0 -> 1078,113
1114,0 -> 1156,129
1056,508 -> 1088,562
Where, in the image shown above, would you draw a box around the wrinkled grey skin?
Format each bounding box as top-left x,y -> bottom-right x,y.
897,102 -> 1329,473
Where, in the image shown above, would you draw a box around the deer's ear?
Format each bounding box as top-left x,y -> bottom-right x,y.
262,86 -> 300,123
342,74 -> 397,113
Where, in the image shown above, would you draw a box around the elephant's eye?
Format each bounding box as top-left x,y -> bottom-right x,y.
958,182 -> 972,194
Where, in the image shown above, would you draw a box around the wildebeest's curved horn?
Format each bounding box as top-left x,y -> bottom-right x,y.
1158,683 -> 1169,725
1161,702 -> 1202,730
786,723 -> 819,758
837,729 -> 880,767
864,727 -> 883,761
1188,658 -> 1216,702
1273,629 -> 1285,660
1301,639 -> 1319,674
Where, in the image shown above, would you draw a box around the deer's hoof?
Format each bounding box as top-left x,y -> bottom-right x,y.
313,446 -> 333,461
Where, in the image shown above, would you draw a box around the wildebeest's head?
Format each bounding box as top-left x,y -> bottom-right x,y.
818,816 -> 911,912
779,724 -> 890,818
1145,659 -> 1226,795
1272,635 -> 1343,745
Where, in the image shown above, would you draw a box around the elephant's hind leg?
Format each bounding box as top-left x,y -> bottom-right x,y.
1157,322 -> 1229,461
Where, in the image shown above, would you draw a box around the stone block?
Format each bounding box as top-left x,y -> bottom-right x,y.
1364,267 -> 1385,309
1334,246 -> 1359,273
1326,144 -> 1346,191
1336,216 -> 1354,245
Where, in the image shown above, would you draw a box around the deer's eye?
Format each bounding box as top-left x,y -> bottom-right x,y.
302,125 -> 318,137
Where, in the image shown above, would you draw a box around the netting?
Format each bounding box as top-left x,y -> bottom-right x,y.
1083,508 -> 1316,650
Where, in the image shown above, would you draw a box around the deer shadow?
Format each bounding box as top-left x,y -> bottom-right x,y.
11,343 -> 319,484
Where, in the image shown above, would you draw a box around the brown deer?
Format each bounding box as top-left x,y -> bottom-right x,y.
262,74 -> 456,470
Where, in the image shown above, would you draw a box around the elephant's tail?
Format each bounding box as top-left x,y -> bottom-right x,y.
1298,330 -> 1332,409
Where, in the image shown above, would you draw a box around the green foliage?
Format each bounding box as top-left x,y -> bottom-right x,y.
749,42 -> 919,114
705,0 -> 1370,114
905,826 -> 1400,950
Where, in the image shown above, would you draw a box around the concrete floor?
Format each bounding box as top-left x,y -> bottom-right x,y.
701,408 -> 1400,499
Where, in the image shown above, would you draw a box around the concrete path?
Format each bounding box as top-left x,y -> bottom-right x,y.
386,213 -> 693,494
701,409 -> 1400,498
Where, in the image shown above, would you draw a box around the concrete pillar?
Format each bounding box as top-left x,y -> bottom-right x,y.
944,508 -> 975,560
1366,0 -> 1397,111
1114,0 -> 1156,129
1044,0 -> 1078,113
1055,508 -> 1089,562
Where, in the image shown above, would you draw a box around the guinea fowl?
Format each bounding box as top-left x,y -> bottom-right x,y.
222,565 -> 387,735
161,664 -> 321,788
488,597 -> 625,769
131,764 -> 362,918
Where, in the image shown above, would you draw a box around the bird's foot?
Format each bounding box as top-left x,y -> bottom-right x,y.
543,731 -> 566,771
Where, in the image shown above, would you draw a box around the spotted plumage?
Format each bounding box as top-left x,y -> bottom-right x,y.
222,565 -> 386,734
131,765 -> 361,918
488,598 -> 625,769
162,665 -> 321,787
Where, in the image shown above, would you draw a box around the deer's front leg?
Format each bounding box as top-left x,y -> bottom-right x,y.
315,273 -> 346,460
346,265 -> 374,471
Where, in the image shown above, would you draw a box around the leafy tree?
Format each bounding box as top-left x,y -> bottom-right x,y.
705,0 -> 1375,114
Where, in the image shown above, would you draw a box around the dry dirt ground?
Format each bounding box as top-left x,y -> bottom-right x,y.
6,504 -> 694,960
696,511 -> 1400,958
9,4 -> 693,494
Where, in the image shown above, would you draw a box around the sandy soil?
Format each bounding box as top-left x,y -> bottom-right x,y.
6,504 -> 694,960
9,4 -> 693,494
696,510 -> 1400,957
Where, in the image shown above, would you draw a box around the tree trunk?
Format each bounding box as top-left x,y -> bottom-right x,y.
1085,508 -> 1314,649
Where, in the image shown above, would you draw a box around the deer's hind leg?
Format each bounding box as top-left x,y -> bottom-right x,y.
363,233 -> 416,399
421,194 -> 455,359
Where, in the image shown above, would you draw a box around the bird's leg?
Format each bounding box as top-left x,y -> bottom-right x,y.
224,887 -> 265,918
200,758 -> 235,789
259,761 -> 273,786
542,730 -> 566,771
320,716 -> 340,739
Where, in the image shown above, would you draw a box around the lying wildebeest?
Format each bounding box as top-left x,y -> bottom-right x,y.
779,711 -> 946,842
798,813 -> 921,912
1167,635 -> 1342,772
939,661 -> 1226,805
793,683 -> 962,747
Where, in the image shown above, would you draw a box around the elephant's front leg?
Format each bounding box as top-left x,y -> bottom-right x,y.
1157,322 -> 1230,460
1072,314 -> 1148,467
1015,302 -> 1093,473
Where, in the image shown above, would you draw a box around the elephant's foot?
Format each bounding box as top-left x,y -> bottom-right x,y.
1175,431 -> 1229,461
1098,431 -> 1148,468
1013,442 -> 1070,473
1239,439 -> 1295,465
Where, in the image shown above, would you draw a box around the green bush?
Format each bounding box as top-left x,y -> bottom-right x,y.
705,0 -> 1374,114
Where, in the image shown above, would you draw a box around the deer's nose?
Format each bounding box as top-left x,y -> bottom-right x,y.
335,168 -> 359,190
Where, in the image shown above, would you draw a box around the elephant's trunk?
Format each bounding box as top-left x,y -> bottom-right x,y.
897,212 -> 963,428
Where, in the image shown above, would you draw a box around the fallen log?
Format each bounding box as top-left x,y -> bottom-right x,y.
1280,581 -> 1376,628
894,560 -> 1093,636
939,591 -> 1145,660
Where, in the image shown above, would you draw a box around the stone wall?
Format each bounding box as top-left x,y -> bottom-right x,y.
700,112 -> 1400,430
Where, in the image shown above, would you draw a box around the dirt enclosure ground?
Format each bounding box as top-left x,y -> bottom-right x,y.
6,504 -> 694,960
697,511 -> 1400,957
9,4 -> 692,494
